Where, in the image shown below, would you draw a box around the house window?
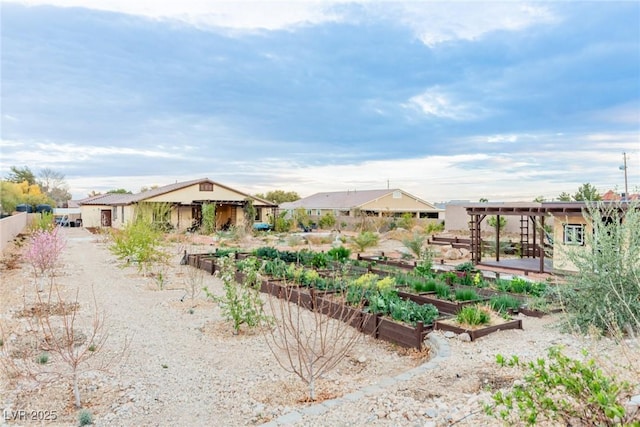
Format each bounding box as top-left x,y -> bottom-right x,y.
199,182 -> 214,192
563,224 -> 584,245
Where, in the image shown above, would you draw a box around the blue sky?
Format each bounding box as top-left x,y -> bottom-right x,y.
1,1 -> 639,202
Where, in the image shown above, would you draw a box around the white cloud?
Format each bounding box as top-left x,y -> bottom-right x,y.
389,2 -> 557,47
7,0 -> 557,39
7,0 -> 346,30
406,87 -> 478,120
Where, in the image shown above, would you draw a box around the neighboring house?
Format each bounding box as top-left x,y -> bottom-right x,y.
280,189 -> 442,220
78,178 -> 276,232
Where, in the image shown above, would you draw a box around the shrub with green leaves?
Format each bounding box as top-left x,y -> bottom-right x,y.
205,255 -> 267,334
557,200 -> 640,336
327,246 -> 351,262
486,347 -> 637,426
201,202 -> 216,234
402,232 -> 427,259
350,231 -> 379,252
109,217 -> 168,276
78,409 -> 93,426
435,283 -> 450,299
318,212 -> 336,229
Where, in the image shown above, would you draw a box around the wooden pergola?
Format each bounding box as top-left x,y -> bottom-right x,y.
465,202 -> 585,273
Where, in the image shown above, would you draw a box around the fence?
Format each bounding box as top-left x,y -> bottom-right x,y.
0,212 -> 28,252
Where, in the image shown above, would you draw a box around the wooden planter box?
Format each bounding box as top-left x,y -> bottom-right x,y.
284,286 -> 315,310
397,290 -> 438,305
200,258 -> 217,275
377,317 -> 429,350
434,318 -> 523,341
416,295 -> 488,315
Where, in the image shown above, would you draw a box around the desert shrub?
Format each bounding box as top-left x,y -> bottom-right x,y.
456,305 -> 490,326
402,232 -> 427,259
78,409 -> 93,426
318,212 -> 336,229
350,231 -> 379,252
109,219 -> 169,276
36,352 -> 49,364
487,215 -> 506,231
31,212 -> 55,231
486,347 -> 637,426
397,212 -> 415,230
557,200 -> 640,336
425,221 -> 444,234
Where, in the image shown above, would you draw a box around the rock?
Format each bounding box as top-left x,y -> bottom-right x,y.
457,333 -> 472,342
357,355 -> 367,364
444,331 -> 456,339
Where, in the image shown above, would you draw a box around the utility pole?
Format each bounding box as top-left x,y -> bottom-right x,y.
620,152 -> 629,200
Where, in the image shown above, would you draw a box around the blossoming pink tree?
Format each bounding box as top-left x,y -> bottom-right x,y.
23,227 -> 66,291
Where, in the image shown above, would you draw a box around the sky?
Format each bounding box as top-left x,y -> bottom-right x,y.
1,0 -> 639,203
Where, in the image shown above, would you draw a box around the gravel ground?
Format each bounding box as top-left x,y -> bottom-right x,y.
1,227 -> 637,427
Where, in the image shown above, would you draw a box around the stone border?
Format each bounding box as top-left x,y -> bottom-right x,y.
260,332 -> 451,426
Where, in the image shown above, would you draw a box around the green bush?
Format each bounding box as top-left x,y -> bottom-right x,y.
109,217 -> 168,275
435,283 -> 450,299
78,410 -> 93,426
327,246 -> 351,262
205,255 -> 267,334
350,231 -> 379,252
486,347 -> 636,426
558,200 -> 640,336
318,212 -> 336,229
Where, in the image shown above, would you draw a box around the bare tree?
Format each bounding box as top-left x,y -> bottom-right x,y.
2,284 -> 129,409
262,284 -> 366,401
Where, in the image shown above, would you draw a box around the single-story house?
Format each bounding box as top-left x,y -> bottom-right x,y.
280,189 -> 442,220
78,178 -> 276,232
464,201 -> 636,273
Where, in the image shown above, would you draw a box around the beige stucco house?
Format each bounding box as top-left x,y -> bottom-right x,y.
78,178 -> 276,232
280,189 -> 442,220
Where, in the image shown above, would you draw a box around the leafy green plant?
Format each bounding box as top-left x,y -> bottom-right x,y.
487,215 -> 506,231
109,216 -> 169,276
36,352 -> 49,364
456,305 -> 490,326
397,212 -> 415,230
350,231 -> 379,252
485,347 -> 637,426
201,202 -> 216,234
204,255 -> 267,334
557,200 -> 640,336
455,261 -> 476,272
78,409 -> 93,426
402,232 -> 427,259
327,246 -> 351,262
318,212 -> 336,229
414,248 -> 435,278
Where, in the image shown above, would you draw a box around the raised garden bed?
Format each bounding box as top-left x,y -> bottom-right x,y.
415,294 -> 488,315
434,317 -> 523,341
